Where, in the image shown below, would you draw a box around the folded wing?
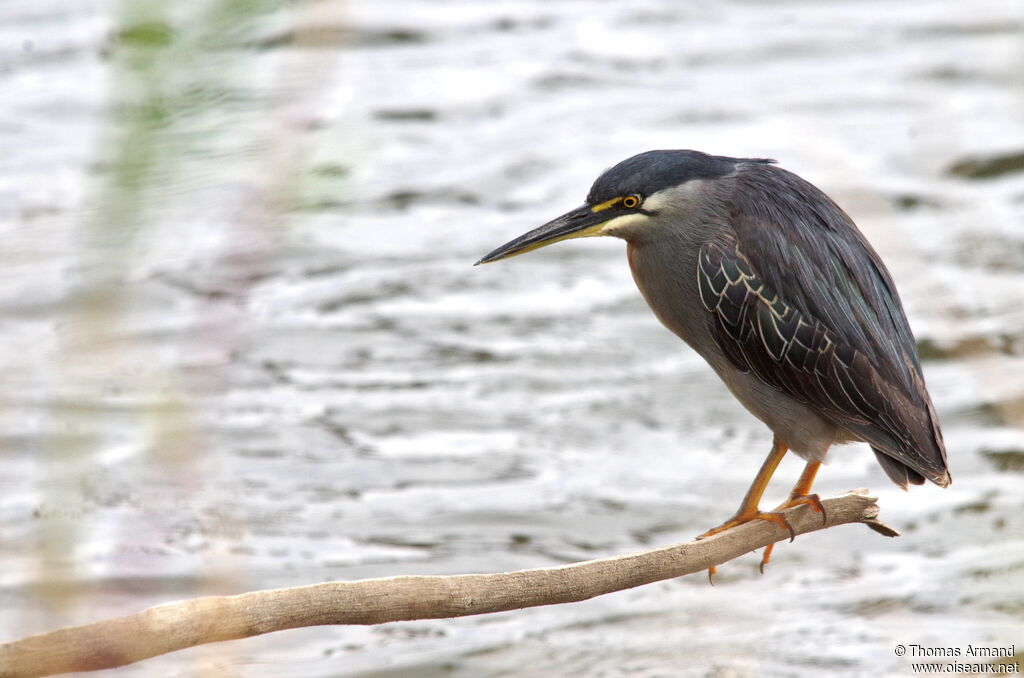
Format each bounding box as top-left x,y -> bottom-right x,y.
695,163 -> 949,488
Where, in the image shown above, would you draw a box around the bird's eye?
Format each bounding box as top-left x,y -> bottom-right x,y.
622,195 -> 641,209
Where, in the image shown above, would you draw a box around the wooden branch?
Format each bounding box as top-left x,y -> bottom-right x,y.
0,490 -> 892,678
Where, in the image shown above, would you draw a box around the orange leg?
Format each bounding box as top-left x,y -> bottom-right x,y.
699,437 -> 795,580
698,436 -> 794,541
759,460 -> 826,573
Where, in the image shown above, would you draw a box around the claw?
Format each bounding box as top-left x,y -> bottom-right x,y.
761,510 -> 797,542
757,492 -> 827,572
697,509 -> 795,542
699,508 -> 794,582
801,493 -> 827,522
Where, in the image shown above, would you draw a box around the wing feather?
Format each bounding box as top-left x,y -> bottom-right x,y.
696,163 -> 949,487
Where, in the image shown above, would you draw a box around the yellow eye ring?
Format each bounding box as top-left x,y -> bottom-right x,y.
622,195 -> 641,208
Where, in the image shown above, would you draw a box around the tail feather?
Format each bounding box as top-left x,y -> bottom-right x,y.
872,446 -> 950,490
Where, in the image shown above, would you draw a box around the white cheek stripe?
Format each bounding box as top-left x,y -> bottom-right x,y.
597,212 -> 650,236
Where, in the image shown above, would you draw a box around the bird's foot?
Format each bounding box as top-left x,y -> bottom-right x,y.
697,505 -> 804,582
696,507 -> 795,542
782,492 -> 826,519
758,493 -> 826,573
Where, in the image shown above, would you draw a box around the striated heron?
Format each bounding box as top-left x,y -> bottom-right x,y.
476,150 -> 950,571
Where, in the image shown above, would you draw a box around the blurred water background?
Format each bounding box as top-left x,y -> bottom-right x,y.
1,1 -> 1023,676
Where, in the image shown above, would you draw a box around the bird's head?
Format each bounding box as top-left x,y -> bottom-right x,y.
475,150 -> 772,265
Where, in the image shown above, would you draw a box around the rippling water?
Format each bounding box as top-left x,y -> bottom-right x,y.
2,1 -> 1023,676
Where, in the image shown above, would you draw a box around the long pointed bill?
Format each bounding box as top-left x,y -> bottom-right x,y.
475,204 -> 616,265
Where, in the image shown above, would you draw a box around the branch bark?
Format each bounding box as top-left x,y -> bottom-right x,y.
0,489 -> 893,678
